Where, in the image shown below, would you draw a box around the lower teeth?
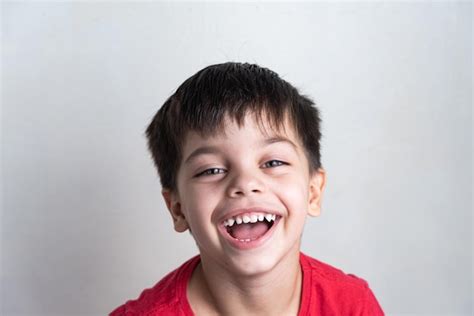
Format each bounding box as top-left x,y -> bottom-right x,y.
239,238 -> 252,242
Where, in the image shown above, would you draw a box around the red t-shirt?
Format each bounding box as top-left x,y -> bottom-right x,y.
110,252 -> 384,315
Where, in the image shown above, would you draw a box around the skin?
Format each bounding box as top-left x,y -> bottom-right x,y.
162,112 -> 326,316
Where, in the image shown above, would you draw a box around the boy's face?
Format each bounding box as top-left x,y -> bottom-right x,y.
162,112 -> 326,276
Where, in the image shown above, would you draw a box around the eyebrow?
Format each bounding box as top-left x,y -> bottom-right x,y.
183,136 -> 298,165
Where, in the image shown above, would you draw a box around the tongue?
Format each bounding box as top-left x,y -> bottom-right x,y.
229,222 -> 269,240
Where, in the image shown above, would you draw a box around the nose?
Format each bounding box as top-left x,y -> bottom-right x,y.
226,169 -> 265,198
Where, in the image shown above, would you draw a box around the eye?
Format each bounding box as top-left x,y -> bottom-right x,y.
262,160 -> 287,168
195,168 -> 226,177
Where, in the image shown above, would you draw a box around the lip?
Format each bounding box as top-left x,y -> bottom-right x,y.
217,215 -> 282,250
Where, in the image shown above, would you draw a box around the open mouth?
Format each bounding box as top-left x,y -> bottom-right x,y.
223,213 -> 280,242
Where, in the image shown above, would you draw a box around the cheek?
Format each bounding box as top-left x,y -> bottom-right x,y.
273,178 -> 310,234
283,188 -> 309,214
180,184 -> 221,224
272,174 -> 309,205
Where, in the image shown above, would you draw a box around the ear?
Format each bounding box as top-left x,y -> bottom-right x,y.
307,168 -> 326,217
162,189 -> 189,233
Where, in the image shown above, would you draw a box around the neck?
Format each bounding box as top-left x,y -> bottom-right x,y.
188,248 -> 303,316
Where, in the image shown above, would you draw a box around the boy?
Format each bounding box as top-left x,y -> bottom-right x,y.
110,62 -> 384,315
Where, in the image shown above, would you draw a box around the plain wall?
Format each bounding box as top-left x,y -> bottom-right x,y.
1,2 -> 472,315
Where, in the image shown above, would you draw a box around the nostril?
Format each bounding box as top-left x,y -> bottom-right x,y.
228,187 -> 262,197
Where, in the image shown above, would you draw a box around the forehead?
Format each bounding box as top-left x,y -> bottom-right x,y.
183,114 -> 297,146
180,113 -> 302,163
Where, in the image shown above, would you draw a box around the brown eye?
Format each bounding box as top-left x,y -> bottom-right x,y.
263,160 -> 287,168
196,168 -> 226,177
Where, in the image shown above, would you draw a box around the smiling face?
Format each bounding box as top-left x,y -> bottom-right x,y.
162,112 -> 326,277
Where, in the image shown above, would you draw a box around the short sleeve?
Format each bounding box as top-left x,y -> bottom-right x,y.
109,304 -> 126,316
359,286 -> 385,316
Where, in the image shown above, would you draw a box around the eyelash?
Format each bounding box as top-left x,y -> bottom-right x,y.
195,160 -> 288,178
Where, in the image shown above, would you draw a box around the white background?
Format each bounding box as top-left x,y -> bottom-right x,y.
2,1 -> 472,315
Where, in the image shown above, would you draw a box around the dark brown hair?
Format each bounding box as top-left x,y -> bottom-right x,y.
145,62 -> 322,192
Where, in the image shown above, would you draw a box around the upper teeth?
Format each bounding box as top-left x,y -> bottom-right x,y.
223,213 -> 277,227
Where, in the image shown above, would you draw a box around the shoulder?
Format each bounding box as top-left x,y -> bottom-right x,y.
300,252 -> 384,315
109,255 -> 200,316
300,251 -> 369,286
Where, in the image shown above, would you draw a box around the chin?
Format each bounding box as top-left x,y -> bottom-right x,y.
226,249 -> 285,277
